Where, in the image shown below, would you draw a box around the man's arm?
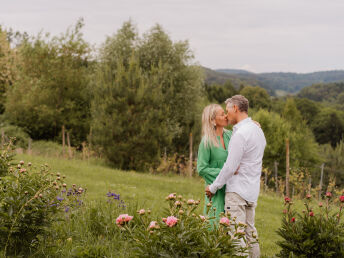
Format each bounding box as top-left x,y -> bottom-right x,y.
208,133 -> 245,194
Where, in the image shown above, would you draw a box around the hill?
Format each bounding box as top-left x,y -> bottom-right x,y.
204,68 -> 344,95
297,81 -> 344,104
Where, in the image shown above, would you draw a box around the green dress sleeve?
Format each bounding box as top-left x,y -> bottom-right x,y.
197,140 -> 221,185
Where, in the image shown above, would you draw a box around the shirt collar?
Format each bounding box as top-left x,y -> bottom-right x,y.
233,117 -> 251,133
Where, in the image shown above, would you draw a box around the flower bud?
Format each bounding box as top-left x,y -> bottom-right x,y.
63,183 -> 67,188
28,162 -> 32,167
20,160 -> 24,165
179,209 -> 184,215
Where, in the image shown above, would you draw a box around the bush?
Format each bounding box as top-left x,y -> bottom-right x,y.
0,141 -> 84,256
277,194 -> 344,257
1,125 -> 30,148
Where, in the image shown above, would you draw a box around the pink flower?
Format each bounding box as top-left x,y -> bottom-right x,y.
166,193 -> 176,200
149,221 -> 159,229
138,209 -> 145,215
319,202 -> 323,207
165,216 -> 178,227
219,217 -> 230,226
325,192 -> 332,198
291,217 -> 295,223
284,197 -> 291,203
340,195 -> 344,203
115,214 -> 133,227
306,194 -> 311,199
309,211 -> 314,217
199,215 -> 206,221
175,201 -> 182,206
282,209 -> 287,214
187,199 -> 195,205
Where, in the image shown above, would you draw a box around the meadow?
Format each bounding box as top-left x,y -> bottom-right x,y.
16,153 -> 284,257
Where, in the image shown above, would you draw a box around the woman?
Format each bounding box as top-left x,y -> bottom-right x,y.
197,104 -> 232,224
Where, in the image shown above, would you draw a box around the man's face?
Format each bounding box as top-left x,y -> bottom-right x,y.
226,104 -> 238,125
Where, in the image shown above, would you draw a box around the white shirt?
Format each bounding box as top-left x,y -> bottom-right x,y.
209,117 -> 266,203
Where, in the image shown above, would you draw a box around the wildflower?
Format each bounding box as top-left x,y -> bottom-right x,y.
57,196 -> 64,201
291,217 -> 295,223
340,196 -> 344,203
20,168 -> 26,173
306,194 -> 311,199
175,201 -> 182,207
219,217 -> 230,226
309,211 -> 314,217
147,209 -> 151,214
63,183 -> 67,188
28,162 -> 32,166
162,218 -> 167,222
39,194 -> 43,198
72,184 -> 76,188
138,209 -> 145,215
67,237 -> 72,242
65,206 -> 70,212
319,202 -> 323,207
24,191 -> 28,195
207,202 -> 212,207
236,229 -> 245,236
55,186 -> 59,190
56,172 -> 60,177
325,192 -> 332,198
20,160 -> 24,165
166,193 -> 176,200
165,216 -> 178,227
284,197 -> 291,203
282,209 -> 287,214
57,177 -> 61,181
238,221 -> 247,228
179,209 -> 184,215
199,215 -> 206,221
17,164 -> 21,169
115,214 -> 133,227
177,195 -> 183,200
149,221 -> 160,230
187,199 -> 195,205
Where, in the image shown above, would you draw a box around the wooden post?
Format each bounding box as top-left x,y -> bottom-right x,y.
67,132 -> 72,159
62,125 -> 65,157
318,163 -> 324,200
285,138 -> 290,197
274,161 -> 279,193
188,133 -> 193,177
1,129 -> 4,147
82,141 -> 86,160
28,138 -> 32,155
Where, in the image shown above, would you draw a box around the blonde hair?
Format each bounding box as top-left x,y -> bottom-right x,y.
201,104 -> 222,148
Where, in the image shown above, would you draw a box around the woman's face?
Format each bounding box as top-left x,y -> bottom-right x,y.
214,107 -> 228,127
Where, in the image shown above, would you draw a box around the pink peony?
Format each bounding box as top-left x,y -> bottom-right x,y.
340,195 -> 344,203
115,214 -> 133,227
149,221 -> 160,229
219,217 -> 230,226
165,216 -> 178,227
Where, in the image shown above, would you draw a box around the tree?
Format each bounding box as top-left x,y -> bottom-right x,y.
282,98 -> 303,128
239,86 -> 271,110
294,98 -> 320,125
5,19 -> 91,144
205,80 -> 237,104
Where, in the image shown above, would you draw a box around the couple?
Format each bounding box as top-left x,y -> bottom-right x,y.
197,95 -> 266,258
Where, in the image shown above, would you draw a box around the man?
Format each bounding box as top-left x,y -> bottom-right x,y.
205,95 -> 266,258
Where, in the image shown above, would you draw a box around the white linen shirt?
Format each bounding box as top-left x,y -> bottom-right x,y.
209,117 -> 266,203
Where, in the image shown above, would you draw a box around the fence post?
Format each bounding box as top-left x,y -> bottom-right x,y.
318,163 -> 325,200
62,125 -> 65,157
82,141 -> 86,160
67,132 -> 72,159
286,138 -> 290,197
274,161 -> 279,193
188,133 -> 193,177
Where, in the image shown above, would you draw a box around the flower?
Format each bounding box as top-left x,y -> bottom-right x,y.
187,199 -> 195,205
284,197 -> 291,203
291,217 -> 295,223
199,215 -> 206,221
283,209 -> 287,214
306,194 -> 312,199
115,214 -> 133,227
319,202 -> 323,207
164,216 -> 178,227
340,195 -> 344,203
20,160 -> 24,165
166,193 -> 176,200
236,229 -> 245,236
219,217 -> 230,226
57,196 -> 64,201
309,211 -> 314,217
175,201 -> 182,207
179,209 -> 184,215
238,221 -> 247,228
149,221 -> 160,229
325,192 -> 332,198
138,209 -> 145,215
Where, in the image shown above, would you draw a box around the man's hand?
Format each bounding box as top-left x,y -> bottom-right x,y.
205,186 -> 214,200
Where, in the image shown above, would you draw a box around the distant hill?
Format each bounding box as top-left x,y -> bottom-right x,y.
297,82 -> 344,104
204,68 -> 344,96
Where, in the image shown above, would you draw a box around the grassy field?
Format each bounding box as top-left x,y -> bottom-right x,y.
16,154 -> 284,257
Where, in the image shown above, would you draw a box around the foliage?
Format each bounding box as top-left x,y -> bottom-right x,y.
277,194 -> 344,257
298,82 -> 344,104
4,19 -> 91,145
240,85 -> 271,110
0,124 -> 30,148
0,141 -> 84,256
91,21 -> 204,170
205,80 -> 238,103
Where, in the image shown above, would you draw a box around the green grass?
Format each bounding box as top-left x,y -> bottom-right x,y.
16,154 -> 283,257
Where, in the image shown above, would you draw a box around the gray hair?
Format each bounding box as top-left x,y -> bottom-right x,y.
225,95 -> 249,113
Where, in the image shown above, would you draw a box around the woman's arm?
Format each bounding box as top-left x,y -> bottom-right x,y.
197,141 -> 221,185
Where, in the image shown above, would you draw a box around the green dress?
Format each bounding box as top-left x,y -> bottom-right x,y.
197,129 -> 232,224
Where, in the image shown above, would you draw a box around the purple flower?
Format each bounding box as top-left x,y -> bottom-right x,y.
65,206 -> 70,212
57,196 -> 64,201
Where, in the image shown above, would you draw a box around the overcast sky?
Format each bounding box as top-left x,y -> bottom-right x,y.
1,0 -> 343,73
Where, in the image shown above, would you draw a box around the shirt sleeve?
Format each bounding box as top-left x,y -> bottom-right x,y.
197,140 -> 221,185
209,132 -> 245,194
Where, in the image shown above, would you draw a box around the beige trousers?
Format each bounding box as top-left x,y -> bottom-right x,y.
225,192 -> 260,258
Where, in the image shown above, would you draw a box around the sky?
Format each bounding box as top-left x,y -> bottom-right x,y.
1,0 -> 344,73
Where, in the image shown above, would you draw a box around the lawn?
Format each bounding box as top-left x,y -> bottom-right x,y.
16,154 -> 283,257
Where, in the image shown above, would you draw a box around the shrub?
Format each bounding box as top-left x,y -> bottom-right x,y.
0,141 -> 84,256
277,194 -> 344,257
1,125 -> 30,148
